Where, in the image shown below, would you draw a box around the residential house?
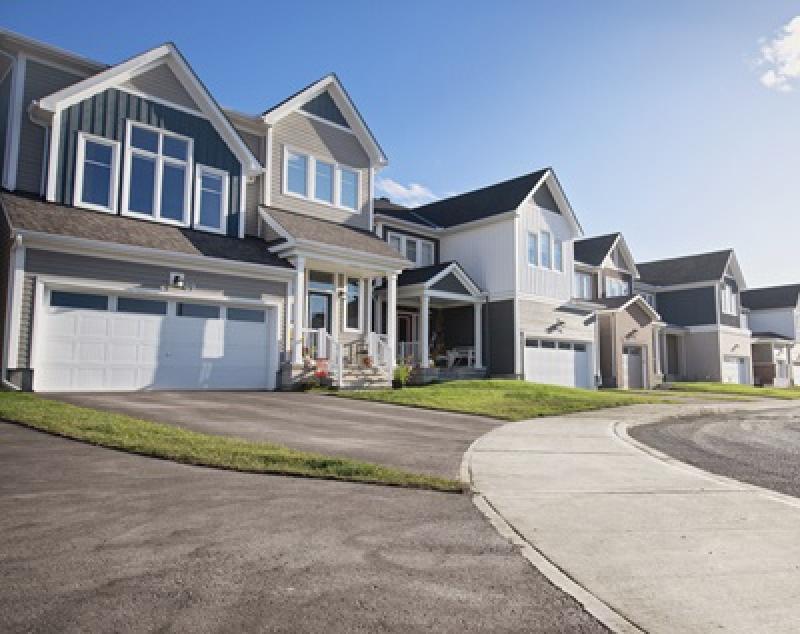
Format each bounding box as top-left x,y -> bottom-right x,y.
634,249 -> 752,384
573,233 -> 663,389
741,284 -> 800,387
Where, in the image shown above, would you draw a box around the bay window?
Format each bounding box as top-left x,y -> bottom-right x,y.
194,165 -> 229,233
75,132 -> 120,213
123,122 -> 192,225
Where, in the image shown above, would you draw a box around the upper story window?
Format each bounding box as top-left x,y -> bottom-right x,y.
540,231 -> 552,268
641,292 -> 656,308
122,122 -> 192,226
282,146 -> 360,212
574,271 -> 593,300
75,132 -> 120,213
553,239 -> 564,272
194,165 -> 229,234
529,231 -> 564,272
387,231 -> 435,267
528,232 -> 538,266
605,277 -> 630,298
721,282 -> 738,316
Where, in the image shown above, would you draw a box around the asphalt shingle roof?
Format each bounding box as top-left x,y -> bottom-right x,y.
1,191 -> 291,268
573,233 -> 620,266
741,285 -> 800,310
637,250 -> 732,286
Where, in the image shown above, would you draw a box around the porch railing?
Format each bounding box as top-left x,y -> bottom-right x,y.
302,328 -> 343,386
397,341 -> 479,368
367,332 -> 392,370
397,341 -> 420,365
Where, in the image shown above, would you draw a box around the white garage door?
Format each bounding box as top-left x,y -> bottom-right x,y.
524,339 -> 592,388
623,346 -> 645,389
722,355 -> 749,385
793,364 -> 800,387
35,289 -> 274,392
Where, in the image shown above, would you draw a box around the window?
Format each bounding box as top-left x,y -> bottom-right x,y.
227,307 -> 266,323
528,232 -> 538,266
541,340 -> 556,349
177,303 -> 220,319
574,343 -> 587,352
405,239 -> 417,263
314,160 -> 334,204
123,122 -> 192,225
540,231 -> 552,268
420,242 -> 435,267
558,342 -> 571,350
386,232 -> 436,268
50,291 -> 108,311
195,165 -> 229,233
389,234 -> 402,252
641,292 -> 656,308
553,240 -> 563,272
605,277 -> 630,298
117,297 -> 167,315
345,277 -> 362,331
574,272 -> 593,299
339,168 -> 358,210
75,133 -> 120,213
308,270 -> 335,292
286,150 -> 308,196
525,338 -> 540,348
721,282 -> 738,316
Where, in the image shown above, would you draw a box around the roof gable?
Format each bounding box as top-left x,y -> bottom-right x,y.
300,90 -> 349,128
637,249 -> 733,287
396,261 -> 482,295
574,233 -> 620,267
36,43 -> 261,175
262,74 -> 386,166
121,61 -> 199,111
741,284 -> 800,310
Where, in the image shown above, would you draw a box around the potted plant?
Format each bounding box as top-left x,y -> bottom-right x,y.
392,364 -> 411,389
363,356 -> 373,369
314,370 -> 332,388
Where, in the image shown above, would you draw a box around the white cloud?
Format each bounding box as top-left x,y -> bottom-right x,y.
757,15 -> 800,92
375,178 -> 438,207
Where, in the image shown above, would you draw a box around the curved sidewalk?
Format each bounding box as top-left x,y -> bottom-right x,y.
466,401 -> 800,633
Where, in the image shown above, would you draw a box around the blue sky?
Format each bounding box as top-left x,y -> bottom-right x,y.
3,1 -> 798,286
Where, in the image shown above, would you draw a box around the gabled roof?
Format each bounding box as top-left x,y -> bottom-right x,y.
637,249 -> 734,287
593,294 -> 662,322
34,43 -> 262,175
262,73 -> 387,166
0,191 -> 290,269
574,233 -> 621,266
395,261 -> 481,295
741,285 -> 800,311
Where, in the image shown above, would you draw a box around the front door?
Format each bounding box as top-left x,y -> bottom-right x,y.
308,292 -> 332,334
623,346 -> 645,389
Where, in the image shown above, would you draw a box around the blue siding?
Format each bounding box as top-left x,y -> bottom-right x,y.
0,68 -> 12,180
656,286 -> 717,327
56,88 -> 242,237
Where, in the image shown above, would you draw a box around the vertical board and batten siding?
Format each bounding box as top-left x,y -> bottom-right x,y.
17,59 -> 85,194
121,63 -> 200,112
516,201 -> 574,302
17,249 -> 288,370
439,219 -> 515,297
55,88 -> 242,237
236,127 -> 267,237
271,111 -> 371,231
0,67 -> 13,178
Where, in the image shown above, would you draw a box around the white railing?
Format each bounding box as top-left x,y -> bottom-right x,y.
397,341 -> 420,365
367,332 -> 392,370
302,328 -> 343,386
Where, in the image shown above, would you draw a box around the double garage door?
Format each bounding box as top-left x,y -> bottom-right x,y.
722,355 -> 750,385
524,339 -> 592,389
35,289 -> 275,392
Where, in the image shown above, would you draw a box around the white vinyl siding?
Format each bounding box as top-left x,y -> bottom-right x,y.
516,201 -> 574,301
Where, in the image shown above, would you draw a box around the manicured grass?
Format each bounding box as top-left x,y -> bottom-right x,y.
669,382 -> 800,400
336,379 -> 665,421
0,392 -> 462,492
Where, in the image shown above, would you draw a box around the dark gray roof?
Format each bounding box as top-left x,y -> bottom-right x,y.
594,296 -> 633,310
741,285 -> 800,310
1,191 -> 291,269
262,206 -> 406,260
397,262 -> 452,287
574,233 -> 620,266
751,331 -> 795,341
637,250 -> 732,286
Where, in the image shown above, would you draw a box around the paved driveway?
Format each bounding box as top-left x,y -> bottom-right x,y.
0,422 -> 604,633
49,391 -> 499,479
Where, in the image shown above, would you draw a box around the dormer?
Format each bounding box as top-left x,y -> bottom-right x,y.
573,233 -> 639,302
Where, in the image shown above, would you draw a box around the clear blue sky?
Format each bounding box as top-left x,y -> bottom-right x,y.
3,1 -> 798,286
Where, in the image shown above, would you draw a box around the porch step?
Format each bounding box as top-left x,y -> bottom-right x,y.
336,365 -> 390,389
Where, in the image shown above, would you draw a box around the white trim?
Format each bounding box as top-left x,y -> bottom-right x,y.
3,52 -> 25,190
264,126 -> 273,207
45,101 -> 61,201
386,230 -> 436,268
594,295 -> 662,322
0,28 -> 105,75
239,170 -> 246,239
425,262 -> 482,296
298,109 -> 356,135
193,163 -> 229,235
281,144 -> 362,214
121,119 -> 194,227
522,170 -> 583,237
3,242 -> 24,371
73,132 -> 121,213
117,85 -> 205,119
368,167 -> 375,232
686,324 -> 752,335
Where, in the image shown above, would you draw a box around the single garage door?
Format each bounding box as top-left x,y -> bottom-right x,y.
793,363 -> 800,387
35,289 -> 274,392
722,355 -> 749,385
622,346 -> 645,389
524,339 -> 591,388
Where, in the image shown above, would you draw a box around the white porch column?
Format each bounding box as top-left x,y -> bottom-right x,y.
473,301 -> 483,368
387,273 -> 398,370
292,256 -> 305,364
365,277 -> 373,333
420,293 -> 430,368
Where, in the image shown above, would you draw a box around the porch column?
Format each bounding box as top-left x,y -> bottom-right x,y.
292,256 -> 305,364
473,302 -> 483,368
387,273 -> 398,370
420,293 -> 430,367
365,277 -> 373,333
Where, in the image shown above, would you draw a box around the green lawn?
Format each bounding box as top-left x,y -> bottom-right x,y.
668,382 -> 800,400
336,379 -> 665,421
0,392 -> 461,492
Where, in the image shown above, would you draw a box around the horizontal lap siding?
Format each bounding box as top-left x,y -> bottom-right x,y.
56,88 -> 242,237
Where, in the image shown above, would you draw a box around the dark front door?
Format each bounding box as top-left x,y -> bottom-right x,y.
309,292 -> 332,334
397,313 -> 413,342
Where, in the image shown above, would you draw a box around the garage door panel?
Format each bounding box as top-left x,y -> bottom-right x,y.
524,341 -> 592,389
78,315 -> 110,337
78,342 -> 106,363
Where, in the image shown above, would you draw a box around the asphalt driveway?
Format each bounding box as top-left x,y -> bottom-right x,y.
49,391 -> 500,479
0,422 -> 605,633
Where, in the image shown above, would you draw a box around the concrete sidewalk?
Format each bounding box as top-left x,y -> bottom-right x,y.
467,401 -> 800,633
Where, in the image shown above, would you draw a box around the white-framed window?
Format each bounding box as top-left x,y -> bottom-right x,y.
194,164 -> 229,234
605,277 -> 630,298
721,282 -> 738,315
344,276 -> 362,332
553,240 -> 563,272
641,292 -> 656,308
540,231 -> 552,268
74,132 -> 121,213
387,231 -> 436,268
122,121 -> 193,226
574,272 -> 593,299
282,146 -> 360,212
528,232 -> 538,266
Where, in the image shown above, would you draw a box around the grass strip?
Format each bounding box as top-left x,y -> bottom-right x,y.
0,392 -> 463,493
669,382 -> 800,400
